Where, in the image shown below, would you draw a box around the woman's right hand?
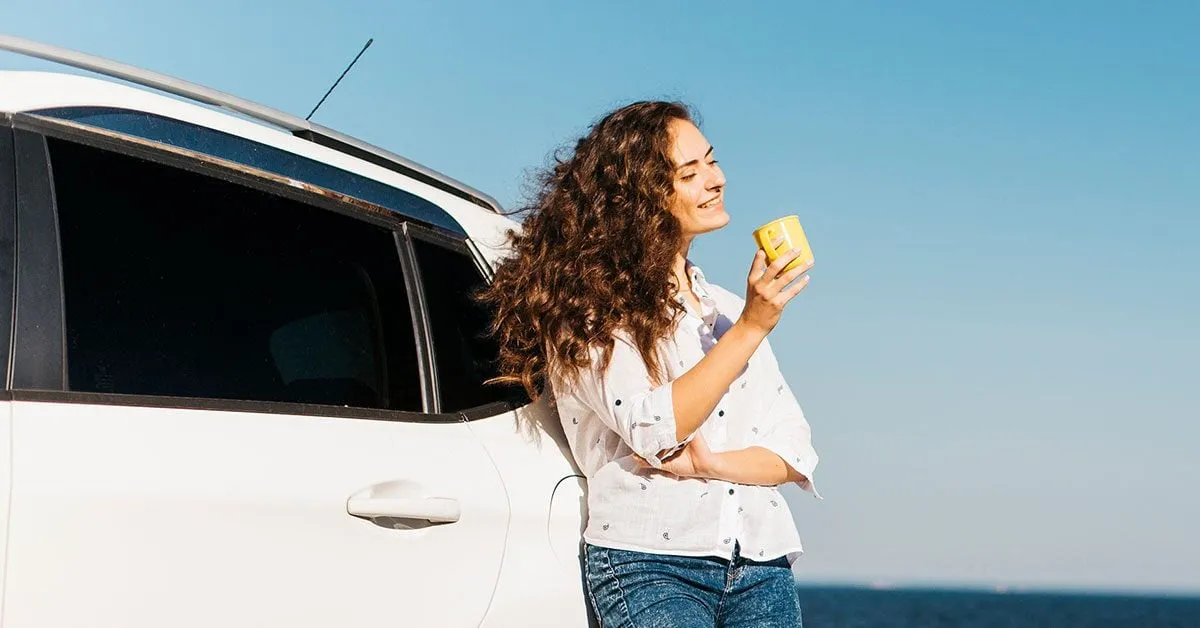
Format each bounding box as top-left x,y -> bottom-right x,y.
738,247 -> 813,336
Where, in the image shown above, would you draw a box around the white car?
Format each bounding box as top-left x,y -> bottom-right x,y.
0,36 -> 590,627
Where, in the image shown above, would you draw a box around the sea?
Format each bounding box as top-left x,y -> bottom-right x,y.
795,586 -> 1200,627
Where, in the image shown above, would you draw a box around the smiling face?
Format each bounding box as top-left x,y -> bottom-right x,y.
667,118 -> 728,239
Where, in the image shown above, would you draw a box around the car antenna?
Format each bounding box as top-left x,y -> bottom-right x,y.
306,37 -> 374,121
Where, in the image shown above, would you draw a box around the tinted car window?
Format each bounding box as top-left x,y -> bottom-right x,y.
410,237 -> 527,412
49,138 -> 422,411
34,107 -> 466,234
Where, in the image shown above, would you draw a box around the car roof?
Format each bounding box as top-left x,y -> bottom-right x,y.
0,67 -> 520,265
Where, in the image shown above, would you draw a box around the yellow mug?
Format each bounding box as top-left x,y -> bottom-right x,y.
752,215 -> 814,273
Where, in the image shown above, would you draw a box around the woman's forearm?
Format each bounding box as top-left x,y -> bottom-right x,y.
670,321 -> 766,441
706,446 -> 806,487
669,249 -> 812,443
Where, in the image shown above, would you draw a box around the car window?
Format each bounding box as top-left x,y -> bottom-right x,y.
49,137 -> 423,411
33,107 -> 466,235
410,237 -> 528,412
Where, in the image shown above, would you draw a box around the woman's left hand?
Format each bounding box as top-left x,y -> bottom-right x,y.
634,433 -> 719,479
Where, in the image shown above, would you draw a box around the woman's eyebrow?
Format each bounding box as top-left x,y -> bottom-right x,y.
675,146 -> 715,170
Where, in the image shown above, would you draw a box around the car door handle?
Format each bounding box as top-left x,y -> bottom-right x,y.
347,496 -> 461,524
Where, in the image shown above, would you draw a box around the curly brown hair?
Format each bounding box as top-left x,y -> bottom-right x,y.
477,101 -> 695,400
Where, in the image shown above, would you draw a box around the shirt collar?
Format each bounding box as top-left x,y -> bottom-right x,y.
673,260 -> 718,322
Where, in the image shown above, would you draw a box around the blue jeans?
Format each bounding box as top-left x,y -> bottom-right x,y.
583,543 -> 803,627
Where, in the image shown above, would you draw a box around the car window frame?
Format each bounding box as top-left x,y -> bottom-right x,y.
6,112 -> 487,424
403,223 -> 529,416
29,106 -> 469,236
0,116 -> 16,391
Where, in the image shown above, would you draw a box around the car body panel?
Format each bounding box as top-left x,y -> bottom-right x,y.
3,400 -> 509,627
0,66 -> 588,627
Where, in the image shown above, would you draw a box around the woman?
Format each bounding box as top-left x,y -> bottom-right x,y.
480,101 -> 820,627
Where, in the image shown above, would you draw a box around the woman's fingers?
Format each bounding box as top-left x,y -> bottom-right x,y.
746,247 -> 812,328
773,273 -> 812,306
748,250 -> 768,283
767,258 -> 814,293
759,248 -> 804,285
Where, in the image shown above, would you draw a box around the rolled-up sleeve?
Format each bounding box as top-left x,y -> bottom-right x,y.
573,336 -> 686,467
754,343 -> 821,497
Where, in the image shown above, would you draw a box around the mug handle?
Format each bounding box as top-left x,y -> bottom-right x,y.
761,227 -> 786,261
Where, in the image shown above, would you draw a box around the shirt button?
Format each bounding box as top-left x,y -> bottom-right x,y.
718,410 -> 725,417
728,488 -> 735,495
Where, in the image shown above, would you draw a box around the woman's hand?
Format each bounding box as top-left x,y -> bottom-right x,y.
634,435 -> 801,487
634,433 -> 718,479
738,247 -> 813,336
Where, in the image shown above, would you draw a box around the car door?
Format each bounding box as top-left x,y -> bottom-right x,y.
2,123 -> 508,628
405,228 -> 592,626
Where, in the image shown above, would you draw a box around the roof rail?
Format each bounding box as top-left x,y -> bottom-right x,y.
0,34 -> 504,213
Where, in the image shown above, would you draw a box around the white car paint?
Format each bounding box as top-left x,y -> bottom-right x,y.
0,71 -> 521,261
0,69 -> 588,626
4,402 -> 508,627
469,404 -> 590,627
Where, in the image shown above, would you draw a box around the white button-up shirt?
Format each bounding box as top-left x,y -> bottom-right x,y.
551,262 -> 820,564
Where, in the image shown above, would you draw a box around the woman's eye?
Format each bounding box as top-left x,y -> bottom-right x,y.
680,173 -> 696,181
709,160 -> 719,166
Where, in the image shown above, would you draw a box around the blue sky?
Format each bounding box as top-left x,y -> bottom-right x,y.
5,0 -> 1198,594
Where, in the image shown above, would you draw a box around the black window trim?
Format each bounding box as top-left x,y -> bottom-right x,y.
0,116 -> 17,390
27,106 -> 469,236
11,129 -> 66,392
465,236 -> 497,282
402,224 -> 472,414
404,223 -> 530,417
7,124 -> 484,424
396,226 -> 437,414
9,112 -> 460,238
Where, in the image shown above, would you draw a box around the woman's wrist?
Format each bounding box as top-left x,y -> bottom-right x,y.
699,447 -> 793,487
696,451 -> 730,482
730,317 -> 771,344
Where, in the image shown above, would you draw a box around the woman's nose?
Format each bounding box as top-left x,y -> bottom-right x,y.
707,166 -> 726,189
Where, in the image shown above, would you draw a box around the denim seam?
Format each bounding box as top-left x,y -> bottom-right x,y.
583,547 -> 605,627
594,546 -> 636,628
715,558 -> 739,624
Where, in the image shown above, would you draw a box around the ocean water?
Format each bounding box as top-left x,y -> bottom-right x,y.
795,586 -> 1200,627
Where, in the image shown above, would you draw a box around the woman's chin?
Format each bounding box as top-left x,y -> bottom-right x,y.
682,211 -> 731,238
704,211 -> 732,232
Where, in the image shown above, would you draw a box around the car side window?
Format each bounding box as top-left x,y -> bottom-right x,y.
48,137 -> 423,411
410,237 -> 528,412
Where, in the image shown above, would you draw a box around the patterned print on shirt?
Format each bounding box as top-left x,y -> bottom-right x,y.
549,261 -> 818,564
